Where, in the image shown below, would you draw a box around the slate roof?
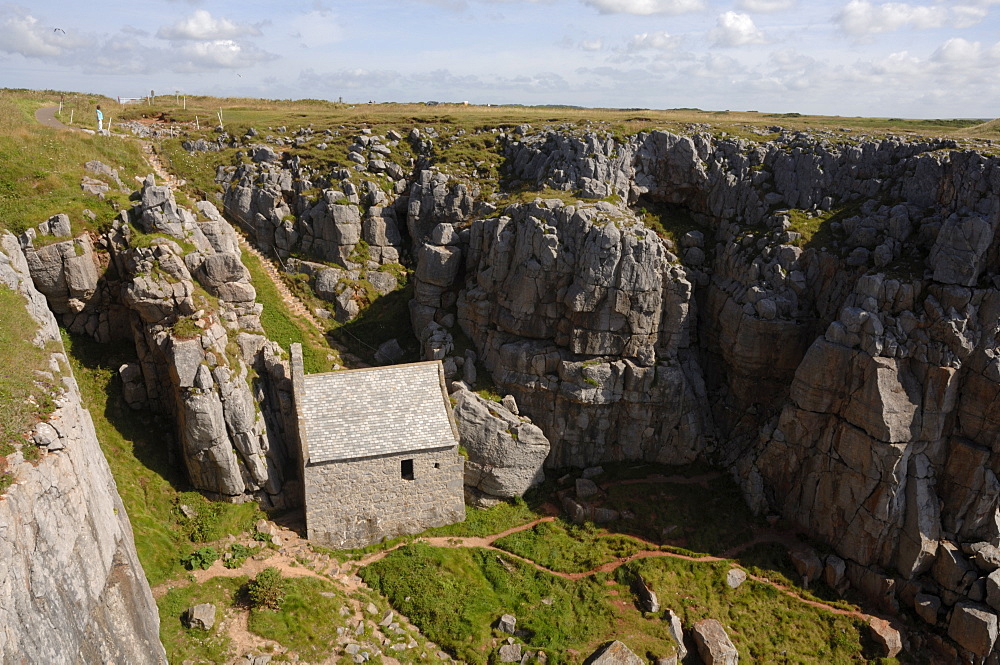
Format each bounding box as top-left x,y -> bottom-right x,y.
300,361 -> 457,464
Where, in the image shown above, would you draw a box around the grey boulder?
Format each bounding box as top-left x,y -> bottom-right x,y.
584,640 -> 644,665
452,389 -> 549,501
693,619 -> 738,665
183,603 -> 217,631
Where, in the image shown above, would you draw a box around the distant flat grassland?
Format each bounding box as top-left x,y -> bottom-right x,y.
109,94 -> 995,141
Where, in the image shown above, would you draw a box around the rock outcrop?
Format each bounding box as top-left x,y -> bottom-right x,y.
215,120 -> 1000,659
398,126 -> 1000,658
107,180 -> 282,500
221,150 -> 408,323
452,388 -> 549,505
20,177 -> 289,502
438,200 -> 710,468
0,233 -> 166,663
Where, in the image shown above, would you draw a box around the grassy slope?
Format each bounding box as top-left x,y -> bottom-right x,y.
0,89 -> 148,489
361,468 -> 888,664
239,248 -> 340,373
0,284 -> 60,494
361,543 -> 678,665
624,557 -> 868,664
0,90 -> 148,236
362,539 -> 872,665
494,520 -> 644,574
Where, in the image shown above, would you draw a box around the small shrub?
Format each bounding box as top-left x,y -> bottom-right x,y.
246,567 -> 286,610
21,444 -> 41,464
0,471 -> 14,494
181,546 -> 219,571
223,543 -> 254,569
172,317 -> 202,340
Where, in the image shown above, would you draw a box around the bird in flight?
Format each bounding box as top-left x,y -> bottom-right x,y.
53,28 -> 65,34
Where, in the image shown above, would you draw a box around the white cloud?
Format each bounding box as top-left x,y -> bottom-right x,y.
157,10 -> 261,41
931,37 -> 983,64
174,40 -> 274,70
736,0 -> 797,11
628,31 -> 681,51
580,39 -> 604,51
834,1 -> 997,36
582,0 -> 706,15
711,11 -> 766,46
0,10 -> 72,58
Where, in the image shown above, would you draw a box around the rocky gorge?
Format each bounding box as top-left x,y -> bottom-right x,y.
217,122 -> 1000,661
5,110 -> 1000,662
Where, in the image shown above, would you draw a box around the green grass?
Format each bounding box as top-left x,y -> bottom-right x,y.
425,498 -> 539,538
784,202 -> 865,252
63,332 -> 263,585
158,138 -> 242,198
361,543 -> 679,665
316,532 -> 418,564
0,90 -> 147,236
239,246 -> 339,373
621,557 -> 870,663
110,95 -> 997,146
0,285 -> 59,451
501,186 -> 592,207
737,542 -> 858,613
494,520 -> 643,574
247,576 -> 349,660
157,576 -> 243,664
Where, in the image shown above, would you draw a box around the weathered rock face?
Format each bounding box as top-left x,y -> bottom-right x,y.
452,388 -> 549,505
108,182 -> 281,500
444,200 -> 711,468
222,148 -> 407,269
20,177 -> 288,502
400,125 -> 1000,652
17,214 -> 131,344
0,233 -> 166,663
221,153 -> 407,322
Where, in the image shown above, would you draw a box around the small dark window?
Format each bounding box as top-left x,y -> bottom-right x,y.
434,462 -> 441,469
401,459 -> 414,480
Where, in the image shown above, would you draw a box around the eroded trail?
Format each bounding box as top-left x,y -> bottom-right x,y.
348,514 -> 872,623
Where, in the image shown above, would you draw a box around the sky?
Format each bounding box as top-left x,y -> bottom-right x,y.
1,0 -> 999,119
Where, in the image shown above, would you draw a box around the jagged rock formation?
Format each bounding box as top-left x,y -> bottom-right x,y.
18,174 -> 292,503
402,127 -> 1000,660
0,233 -> 166,663
221,136 -> 409,322
213,121 -> 1000,659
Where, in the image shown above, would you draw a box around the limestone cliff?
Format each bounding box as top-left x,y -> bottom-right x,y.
217,124 -> 1000,659
397,127 -> 1000,660
19,177 -> 291,503
0,232 -> 166,663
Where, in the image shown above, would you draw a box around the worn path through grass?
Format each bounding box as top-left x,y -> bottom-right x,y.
346,500 -> 872,625
153,474 -> 884,664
